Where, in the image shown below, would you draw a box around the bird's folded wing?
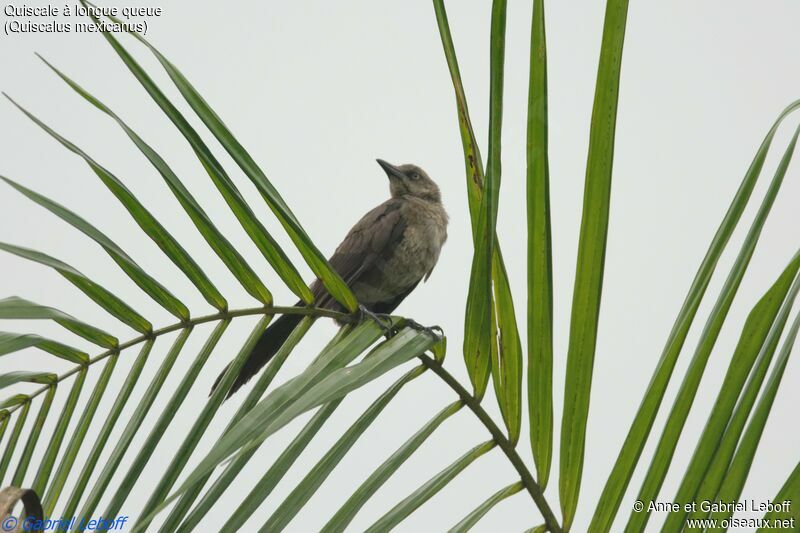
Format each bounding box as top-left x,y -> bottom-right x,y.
311,198 -> 406,308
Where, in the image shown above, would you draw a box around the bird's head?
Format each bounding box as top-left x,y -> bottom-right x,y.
377,159 -> 441,203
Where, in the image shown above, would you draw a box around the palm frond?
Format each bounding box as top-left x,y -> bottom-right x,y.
626,122 -> 800,532
0,3 -> 796,533
589,90 -> 800,533
560,1 -> 629,528
526,0 -> 554,489
432,0 -> 522,445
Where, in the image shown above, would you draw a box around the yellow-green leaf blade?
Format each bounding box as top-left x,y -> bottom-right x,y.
689,268 -> 798,523
322,400 -> 463,533
626,124 -> 800,533
41,58 -> 273,306
449,481 -> 524,533
0,176 -> 188,321
561,1 -> 629,528
158,317 -> 316,532
222,400 -> 342,533
758,462 -> 800,531
5,95 -> 226,311
31,369 -> 86,495
526,0 -> 554,488
104,322 -> 228,520
260,365 -> 427,532
364,440 -> 496,533
662,251 -> 800,531
0,332 -> 88,365
0,296 -> 117,349
432,0 -> 520,419
11,386 -> 56,487
711,309 -> 800,522
0,401 -> 30,483
43,355 -> 117,515
589,99 -> 800,533
0,371 -> 57,390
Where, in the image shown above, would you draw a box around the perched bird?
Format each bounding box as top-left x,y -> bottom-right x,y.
212,159 -> 449,398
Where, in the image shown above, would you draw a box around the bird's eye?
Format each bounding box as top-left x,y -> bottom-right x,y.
409,173 -> 420,181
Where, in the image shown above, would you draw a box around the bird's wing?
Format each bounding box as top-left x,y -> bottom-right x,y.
311,198 -> 406,308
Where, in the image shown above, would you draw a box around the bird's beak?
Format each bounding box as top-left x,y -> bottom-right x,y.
377,159 -> 405,181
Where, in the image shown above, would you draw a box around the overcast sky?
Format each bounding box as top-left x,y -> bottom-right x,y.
1,1 -> 799,531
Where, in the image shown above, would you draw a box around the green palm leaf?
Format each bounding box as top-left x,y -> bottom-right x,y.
40,58 -> 273,306
322,400 -> 464,532
364,440 -> 496,533
0,296 -> 116,349
449,481 -> 524,532
5,96 -> 227,312
31,369 -> 86,495
1,176 -> 188,321
159,318 -> 318,532
561,1 -> 629,528
759,461 -> 800,530
686,260 -> 800,523
0,332 -> 87,365
526,0 -> 554,488
709,307 -> 800,523
661,251 -> 800,530
589,98 -> 800,532
0,5 -> 796,533
81,2 -> 353,310
0,401 -> 30,484
222,400 -> 342,532
626,122 -> 800,532
432,0 -> 522,442
0,244 -> 150,334
10,387 -> 55,487
0,372 -> 57,390
259,365 -> 427,531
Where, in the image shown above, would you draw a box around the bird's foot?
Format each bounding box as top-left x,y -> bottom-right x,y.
403,319 -> 443,339
357,304 -> 395,338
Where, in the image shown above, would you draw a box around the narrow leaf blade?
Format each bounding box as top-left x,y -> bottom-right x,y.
261,365 -> 426,532
0,331 -> 88,365
589,99 -> 800,533
526,0 -> 554,488
40,58 -> 273,306
322,400 -> 463,533
1,176 -> 188,320
0,296 -> 117,349
82,8 -> 348,308
758,461 -> 800,531
364,440 -> 496,533
662,252 -> 800,530
561,1 -> 629,528
449,481 -> 524,533
626,124 -> 800,532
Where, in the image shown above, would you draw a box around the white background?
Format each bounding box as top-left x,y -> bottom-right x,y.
1,1 -> 799,531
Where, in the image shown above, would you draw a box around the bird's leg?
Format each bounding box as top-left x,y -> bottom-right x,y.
403,318 -> 443,339
357,304 -> 395,337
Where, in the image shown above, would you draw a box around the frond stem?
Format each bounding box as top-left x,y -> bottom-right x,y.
418,354 -> 562,533
4,306 -> 562,533
4,305 -> 349,415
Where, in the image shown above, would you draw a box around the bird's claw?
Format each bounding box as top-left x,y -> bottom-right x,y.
403,319 -> 443,339
357,304 -> 395,338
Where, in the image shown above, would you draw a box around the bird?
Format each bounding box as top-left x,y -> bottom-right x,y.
212,159 -> 449,398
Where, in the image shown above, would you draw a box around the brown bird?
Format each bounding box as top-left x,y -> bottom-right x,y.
212,159 -> 448,398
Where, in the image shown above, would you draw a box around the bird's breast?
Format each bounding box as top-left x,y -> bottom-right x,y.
384,199 -> 448,283
351,198 -> 448,305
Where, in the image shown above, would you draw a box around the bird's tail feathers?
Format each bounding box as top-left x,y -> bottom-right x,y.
210,312 -> 304,399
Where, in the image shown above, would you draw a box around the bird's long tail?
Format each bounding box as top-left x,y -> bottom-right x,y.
211,312 -> 304,399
